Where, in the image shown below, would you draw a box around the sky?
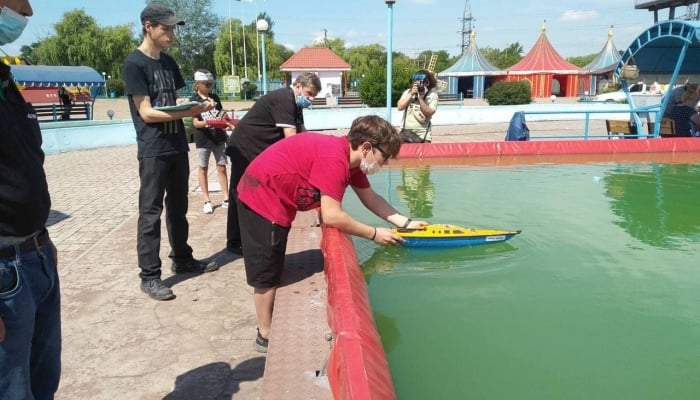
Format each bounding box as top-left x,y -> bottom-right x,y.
1,0 -> 689,61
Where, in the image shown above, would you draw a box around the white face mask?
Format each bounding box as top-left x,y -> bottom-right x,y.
0,7 -> 28,45
359,146 -> 381,175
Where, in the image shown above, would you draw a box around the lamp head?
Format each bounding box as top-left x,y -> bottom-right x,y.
256,19 -> 269,31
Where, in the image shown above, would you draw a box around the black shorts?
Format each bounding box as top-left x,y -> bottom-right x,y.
237,200 -> 290,288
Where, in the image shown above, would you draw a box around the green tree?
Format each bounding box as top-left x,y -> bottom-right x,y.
311,36 -> 346,57
482,43 -> 523,69
32,9 -> 136,82
33,10 -> 101,66
147,0 -> 221,77
358,57 -> 415,107
567,54 -> 597,68
345,44 -> 387,83
99,25 -> 139,80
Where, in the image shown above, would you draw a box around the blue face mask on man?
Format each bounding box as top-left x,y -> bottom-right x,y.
294,85 -> 313,108
0,7 -> 28,45
296,94 -> 312,108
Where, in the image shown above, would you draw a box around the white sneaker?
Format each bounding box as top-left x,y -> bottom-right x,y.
203,202 -> 213,214
222,200 -> 229,209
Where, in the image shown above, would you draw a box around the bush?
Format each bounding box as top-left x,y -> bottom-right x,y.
358,65 -> 413,108
484,81 -> 532,105
107,78 -> 125,97
240,82 -> 256,101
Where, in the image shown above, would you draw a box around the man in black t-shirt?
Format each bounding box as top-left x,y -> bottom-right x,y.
0,1 -> 62,398
124,4 -> 219,301
224,72 -> 321,254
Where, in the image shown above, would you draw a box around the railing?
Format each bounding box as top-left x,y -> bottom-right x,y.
517,105 -> 663,140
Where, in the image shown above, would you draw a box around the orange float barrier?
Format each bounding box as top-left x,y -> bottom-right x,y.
322,226 -> 396,400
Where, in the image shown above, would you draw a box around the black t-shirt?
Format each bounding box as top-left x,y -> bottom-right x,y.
227,86 -> 304,162
190,92 -> 227,148
123,49 -> 188,159
0,63 -> 51,236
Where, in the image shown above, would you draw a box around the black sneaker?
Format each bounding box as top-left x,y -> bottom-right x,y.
171,259 -> 219,274
226,243 -> 243,256
254,328 -> 269,353
140,278 -> 175,301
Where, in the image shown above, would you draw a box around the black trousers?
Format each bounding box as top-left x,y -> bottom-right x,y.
137,153 -> 193,280
226,145 -> 252,248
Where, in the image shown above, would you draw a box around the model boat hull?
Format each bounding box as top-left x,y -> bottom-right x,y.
394,224 -> 521,248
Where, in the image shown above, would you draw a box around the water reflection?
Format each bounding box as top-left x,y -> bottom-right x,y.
361,242 -> 518,278
604,163 -> 700,248
396,166 -> 434,218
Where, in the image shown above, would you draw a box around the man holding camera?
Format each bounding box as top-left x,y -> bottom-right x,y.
397,69 -> 438,143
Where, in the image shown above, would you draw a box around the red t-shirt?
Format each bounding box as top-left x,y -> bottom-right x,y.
237,133 -> 370,226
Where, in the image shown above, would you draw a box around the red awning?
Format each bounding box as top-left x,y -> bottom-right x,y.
20,88 -> 60,103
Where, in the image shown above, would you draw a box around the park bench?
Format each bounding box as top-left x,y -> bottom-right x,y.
439,93 -> 464,105
606,117 -> 677,138
311,95 -> 365,108
33,102 -> 92,122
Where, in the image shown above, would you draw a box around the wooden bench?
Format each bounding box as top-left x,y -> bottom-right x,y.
647,118 -> 677,137
33,103 -> 92,122
311,96 -> 365,108
605,119 -> 654,139
440,93 -> 463,105
605,119 -> 634,138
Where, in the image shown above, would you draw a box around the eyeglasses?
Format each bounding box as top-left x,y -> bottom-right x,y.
412,73 -> 426,82
201,82 -> 214,87
375,145 -> 390,164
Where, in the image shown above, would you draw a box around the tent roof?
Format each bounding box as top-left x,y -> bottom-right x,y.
506,24 -> 584,74
437,32 -> 502,77
584,27 -> 622,72
616,20 -> 700,77
11,65 -> 105,87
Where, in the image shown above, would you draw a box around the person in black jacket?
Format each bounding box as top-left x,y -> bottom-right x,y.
0,1 -> 62,398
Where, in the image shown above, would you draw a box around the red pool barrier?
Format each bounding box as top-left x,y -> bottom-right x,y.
322,226 -> 396,400
397,138 -> 700,159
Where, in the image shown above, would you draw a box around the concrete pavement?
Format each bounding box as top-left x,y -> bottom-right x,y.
49,145 -> 267,399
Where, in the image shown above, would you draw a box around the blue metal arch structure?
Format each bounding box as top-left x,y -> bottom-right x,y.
614,20 -> 700,136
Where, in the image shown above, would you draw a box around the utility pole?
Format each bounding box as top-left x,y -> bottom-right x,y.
321,28 -> 329,47
460,0 -> 475,54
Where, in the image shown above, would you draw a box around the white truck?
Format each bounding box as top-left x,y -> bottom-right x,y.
593,82 -> 651,102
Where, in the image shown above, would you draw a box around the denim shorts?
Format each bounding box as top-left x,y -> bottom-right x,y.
197,144 -> 227,168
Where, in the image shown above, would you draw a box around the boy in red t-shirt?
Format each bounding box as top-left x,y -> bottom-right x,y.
236,115 -> 429,352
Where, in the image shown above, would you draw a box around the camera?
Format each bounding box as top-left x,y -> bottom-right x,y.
417,84 -> 425,94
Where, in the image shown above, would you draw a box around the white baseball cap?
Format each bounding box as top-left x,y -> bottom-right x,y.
194,69 -> 214,82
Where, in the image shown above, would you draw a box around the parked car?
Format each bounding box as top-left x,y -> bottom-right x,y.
593,82 -> 648,102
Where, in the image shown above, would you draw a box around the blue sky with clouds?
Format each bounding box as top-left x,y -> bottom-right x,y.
2,0 -> 683,59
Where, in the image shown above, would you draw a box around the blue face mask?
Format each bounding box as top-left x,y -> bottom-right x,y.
296,94 -> 312,108
0,7 -> 28,45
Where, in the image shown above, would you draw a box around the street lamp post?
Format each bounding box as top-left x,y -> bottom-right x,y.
102,72 -> 107,99
385,0 -> 395,122
228,0 -> 234,75
256,19 -> 269,96
240,0 -> 248,78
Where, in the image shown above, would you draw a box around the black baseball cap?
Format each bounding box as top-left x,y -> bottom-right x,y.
140,4 -> 185,26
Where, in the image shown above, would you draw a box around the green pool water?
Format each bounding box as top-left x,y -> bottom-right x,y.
348,162 -> 700,400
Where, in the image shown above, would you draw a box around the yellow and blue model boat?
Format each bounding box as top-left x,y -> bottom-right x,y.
394,223 -> 521,248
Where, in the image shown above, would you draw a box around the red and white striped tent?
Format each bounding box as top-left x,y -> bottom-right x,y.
501,24 -> 590,98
